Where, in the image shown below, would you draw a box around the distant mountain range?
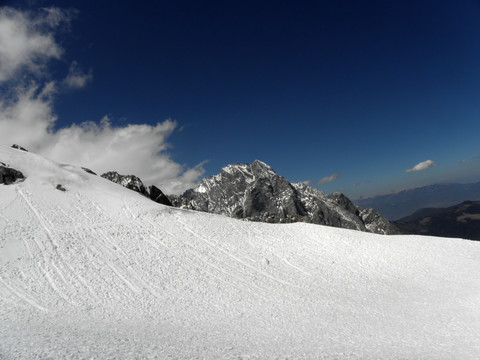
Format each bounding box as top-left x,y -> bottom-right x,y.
93,160 -> 480,240
168,160 -> 399,235
394,201 -> 480,241
355,182 -> 480,220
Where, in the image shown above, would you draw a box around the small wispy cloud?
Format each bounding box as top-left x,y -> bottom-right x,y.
318,173 -> 342,185
406,159 -> 437,173
459,156 -> 480,163
300,180 -> 311,186
63,61 -> 92,89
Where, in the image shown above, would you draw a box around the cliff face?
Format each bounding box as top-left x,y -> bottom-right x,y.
170,160 -> 399,235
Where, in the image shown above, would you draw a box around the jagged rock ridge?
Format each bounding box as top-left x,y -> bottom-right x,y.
101,171 -> 172,206
170,160 -> 399,235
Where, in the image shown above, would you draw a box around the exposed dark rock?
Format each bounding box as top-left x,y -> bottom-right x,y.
173,160 -> 306,223
148,185 -> 172,206
328,192 -> 359,215
0,166 -> 25,185
11,144 -> 28,152
101,171 -> 149,196
359,208 -> 400,235
81,167 -> 97,175
292,182 -> 366,230
171,160 -> 397,234
56,184 -> 66,192
101,171 -> 171,206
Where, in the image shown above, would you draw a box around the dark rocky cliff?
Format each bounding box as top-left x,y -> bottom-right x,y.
170,160 -> 398,235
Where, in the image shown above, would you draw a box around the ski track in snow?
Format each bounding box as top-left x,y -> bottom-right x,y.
1,145 -> 480,359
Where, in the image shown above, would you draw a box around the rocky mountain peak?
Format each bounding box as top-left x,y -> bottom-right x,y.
170,160 -> 399,234
219,159 -> 275,180
250,159 -> 274,172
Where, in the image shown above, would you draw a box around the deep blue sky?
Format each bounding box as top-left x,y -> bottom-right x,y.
5,0 -> 480,198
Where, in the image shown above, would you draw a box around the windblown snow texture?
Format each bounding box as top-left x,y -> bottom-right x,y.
171,160 -> 399,234
1,146 -> 480,359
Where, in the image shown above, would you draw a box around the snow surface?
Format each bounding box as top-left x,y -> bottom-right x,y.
1,145 -> 480,359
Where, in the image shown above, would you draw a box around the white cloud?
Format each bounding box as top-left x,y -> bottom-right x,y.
0,7 -> 68,83
406,159 -> 437,173
63,61 -> 92,89
300,180 -> 311,186
318,173 -> 342,185
42,116 -> 205,194
0,6 -> 205,195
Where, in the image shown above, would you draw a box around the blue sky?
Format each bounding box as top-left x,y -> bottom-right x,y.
1,0 -> 480,197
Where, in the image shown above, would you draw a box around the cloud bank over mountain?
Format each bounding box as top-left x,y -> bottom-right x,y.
0,6 -> 205,194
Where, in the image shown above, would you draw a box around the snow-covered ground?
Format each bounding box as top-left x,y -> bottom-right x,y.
1,145 -> 479,359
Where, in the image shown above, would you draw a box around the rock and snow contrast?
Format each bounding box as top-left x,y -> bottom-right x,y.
101,171 -> 172,206
1,145 -> 480,359
170,160 -> 399,235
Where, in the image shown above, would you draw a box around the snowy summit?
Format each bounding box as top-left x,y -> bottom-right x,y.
170,160 -> 399,234
1,145 -> 480,359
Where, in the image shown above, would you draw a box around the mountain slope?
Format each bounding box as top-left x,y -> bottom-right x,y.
395,201 -> 480,240
171,160 -> 398,234
355,182 -> 480,220
1,146 -> 480,359
101,171 -> 172,206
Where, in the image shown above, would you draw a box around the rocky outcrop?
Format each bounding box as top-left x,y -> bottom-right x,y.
170,160 -> 398,235
291,183 -> 366,230
81,167 -> 97,175
148,185 -> 172,206
56,184 -> 66,192
0,165 -> 25,185
11,144 -> 28,152
359,207 -> 400,235
101,171 -> 171,206
101,172 -> 149,196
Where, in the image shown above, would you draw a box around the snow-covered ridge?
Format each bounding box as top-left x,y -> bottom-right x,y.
222,159 -> 274,175
1,145 -> 480,359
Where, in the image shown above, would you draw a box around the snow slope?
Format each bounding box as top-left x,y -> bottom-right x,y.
1,145 -> 480,359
